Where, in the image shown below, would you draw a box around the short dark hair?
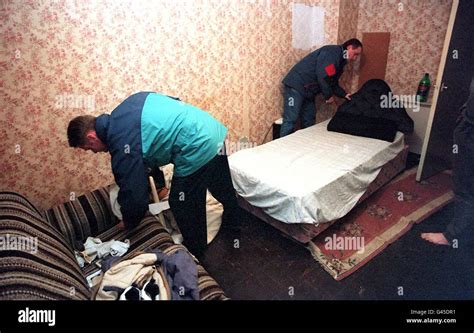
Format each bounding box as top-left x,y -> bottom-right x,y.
67,115 -> 96,147
342,38 -> 363,49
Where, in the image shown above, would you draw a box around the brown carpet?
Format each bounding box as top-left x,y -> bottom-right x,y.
308,168 -> 454,280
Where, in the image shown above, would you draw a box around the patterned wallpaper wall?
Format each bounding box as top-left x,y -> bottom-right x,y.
354,0 -> 452,95
1,0 -> 340,210
337,0 -> 359,93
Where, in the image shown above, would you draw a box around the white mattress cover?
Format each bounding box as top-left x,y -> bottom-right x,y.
229,120 -> 405,224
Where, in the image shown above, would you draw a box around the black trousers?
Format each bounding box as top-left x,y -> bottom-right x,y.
168,152 -> 240,257
444,118 -> 474,246
432,118 -> 474,298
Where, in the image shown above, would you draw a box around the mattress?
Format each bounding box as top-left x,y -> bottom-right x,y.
228,119 -> 405,224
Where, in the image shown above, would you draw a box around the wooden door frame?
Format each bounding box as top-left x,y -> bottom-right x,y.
416,0 -> 459,181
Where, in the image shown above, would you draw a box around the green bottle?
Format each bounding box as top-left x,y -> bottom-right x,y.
416,73 -> 431,102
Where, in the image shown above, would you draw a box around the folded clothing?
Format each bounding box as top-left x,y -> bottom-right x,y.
327,111 -> 398,142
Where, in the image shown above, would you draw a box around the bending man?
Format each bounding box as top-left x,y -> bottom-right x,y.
67,92 -> 240,258
280,38 -> 362,137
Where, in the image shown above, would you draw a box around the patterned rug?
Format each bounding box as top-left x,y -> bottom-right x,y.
307,168 -> 454,281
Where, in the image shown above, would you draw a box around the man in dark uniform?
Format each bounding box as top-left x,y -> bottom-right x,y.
280,38 -> 363,137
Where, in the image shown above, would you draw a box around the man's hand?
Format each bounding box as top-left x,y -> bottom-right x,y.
117,220 -> 126,230
325,96 -> 335,104
345,93 -> 352,100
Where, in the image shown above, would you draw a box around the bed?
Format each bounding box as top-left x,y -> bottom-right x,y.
228,119 -> 409,243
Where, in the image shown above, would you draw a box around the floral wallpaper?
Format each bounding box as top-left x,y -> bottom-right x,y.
1,0 -> 340,210
337,0 -> 359,94
354,0 -> 452,96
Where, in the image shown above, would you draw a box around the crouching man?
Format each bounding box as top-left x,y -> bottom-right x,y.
67,92 -> 240,258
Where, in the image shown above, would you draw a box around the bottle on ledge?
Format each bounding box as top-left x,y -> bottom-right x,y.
416,73 -> 431,103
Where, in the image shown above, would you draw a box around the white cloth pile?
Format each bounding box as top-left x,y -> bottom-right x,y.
74,237 -> 130,268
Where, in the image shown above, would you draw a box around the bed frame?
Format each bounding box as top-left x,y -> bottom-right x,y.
237,145 -> 409,244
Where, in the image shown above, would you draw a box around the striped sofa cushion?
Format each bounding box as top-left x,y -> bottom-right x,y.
84,215 -> 228,300
0,192 -> 91,300
42,186 -> 119,250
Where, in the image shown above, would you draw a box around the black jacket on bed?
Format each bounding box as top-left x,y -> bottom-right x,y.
327,112 -> 399,142
328,79 -> 414,141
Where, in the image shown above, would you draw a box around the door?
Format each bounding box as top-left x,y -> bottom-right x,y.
417,0 -> 474,181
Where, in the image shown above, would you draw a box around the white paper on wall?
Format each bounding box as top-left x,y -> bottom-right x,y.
291,3 -> 325,50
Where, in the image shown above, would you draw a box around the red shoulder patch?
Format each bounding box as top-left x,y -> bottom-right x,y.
325,64 -> 336,76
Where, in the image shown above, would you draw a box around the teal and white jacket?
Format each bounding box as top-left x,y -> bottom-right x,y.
95,92 -> 228,228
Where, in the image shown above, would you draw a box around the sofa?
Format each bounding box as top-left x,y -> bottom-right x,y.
0,186 -> 228,300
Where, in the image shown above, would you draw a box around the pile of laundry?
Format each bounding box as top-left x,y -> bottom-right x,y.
91,249 -> 200,301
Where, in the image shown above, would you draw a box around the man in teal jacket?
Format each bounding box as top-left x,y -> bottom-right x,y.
280,38 -> 363,137
67,92 -> 240,257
